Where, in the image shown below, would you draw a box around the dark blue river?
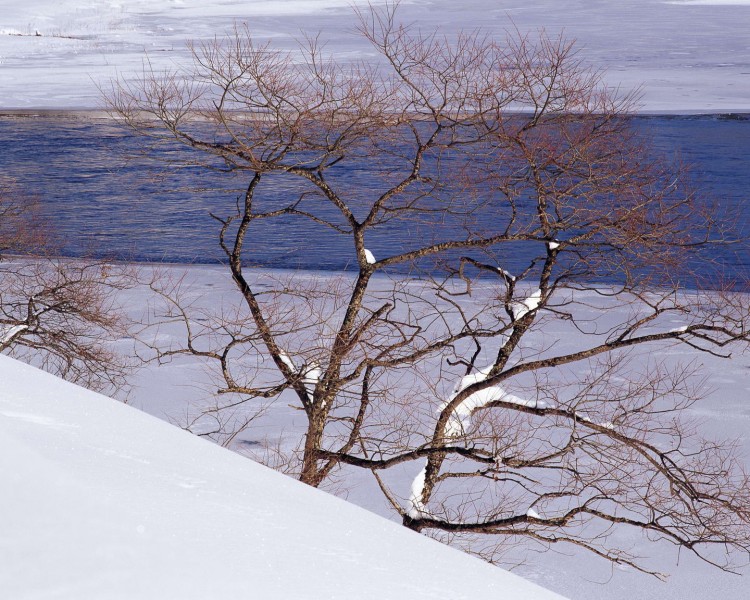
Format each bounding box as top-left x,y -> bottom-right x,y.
1,113 -> 749,285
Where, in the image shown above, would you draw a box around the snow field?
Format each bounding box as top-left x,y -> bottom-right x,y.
1,0 -> 750,110
117,265 -> 750,600
0,352 -> 568,600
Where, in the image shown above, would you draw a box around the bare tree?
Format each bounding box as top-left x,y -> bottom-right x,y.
0,177 -> 135,394
108,3 -> 750,576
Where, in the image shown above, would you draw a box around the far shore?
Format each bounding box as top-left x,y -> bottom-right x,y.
2,108 -> 750,120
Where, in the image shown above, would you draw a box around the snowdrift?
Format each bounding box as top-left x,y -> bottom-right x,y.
0,354 -> 566,600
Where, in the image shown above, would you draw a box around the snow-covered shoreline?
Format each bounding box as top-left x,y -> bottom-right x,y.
2,0 -> 750,112
3,258 -> 750,599
117,262 -> 750,600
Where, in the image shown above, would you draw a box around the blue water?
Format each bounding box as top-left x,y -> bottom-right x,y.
1,114 -> 749,284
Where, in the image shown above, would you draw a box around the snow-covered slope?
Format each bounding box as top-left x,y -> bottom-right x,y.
1,0 -> 749,111
0,354 -> 566,600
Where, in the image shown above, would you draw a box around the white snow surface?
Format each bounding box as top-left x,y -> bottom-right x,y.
112,266 -> 750,600
364,248 -> 376,264
1,0 -> 750,111
3,265 -> 750,600
0,353 -> 567,600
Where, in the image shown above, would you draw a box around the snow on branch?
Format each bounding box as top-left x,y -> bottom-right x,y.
442,363 -> 547,438
496,266 -> 516,282
278,351 -> 298,374
0,324 -> 28,347
510,289 -> 542,321
302,361 -> 322,402
407,463 -> 429,518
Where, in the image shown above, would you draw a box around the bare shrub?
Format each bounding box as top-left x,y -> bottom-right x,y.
0,177 -> 135,394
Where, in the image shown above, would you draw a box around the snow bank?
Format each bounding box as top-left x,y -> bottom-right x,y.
0,0 -> 749,110
0,354 -> 566,600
